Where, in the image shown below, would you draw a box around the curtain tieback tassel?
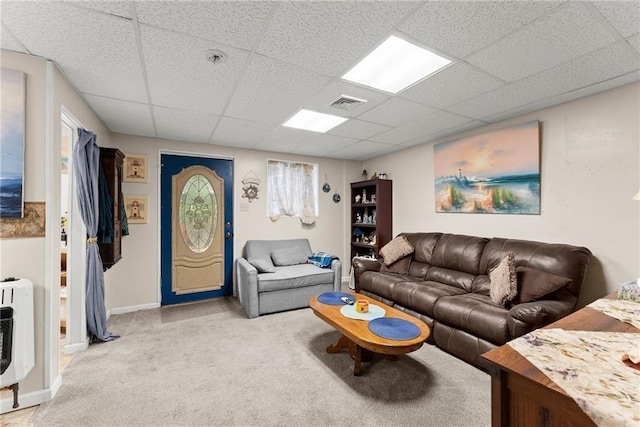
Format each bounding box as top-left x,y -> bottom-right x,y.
87,237 -> 98,244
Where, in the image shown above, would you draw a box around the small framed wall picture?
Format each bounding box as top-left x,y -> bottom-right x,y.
123,153 -> 148,183
124,195 -> 148,224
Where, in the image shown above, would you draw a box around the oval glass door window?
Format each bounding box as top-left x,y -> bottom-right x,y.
179,174 -> 217,253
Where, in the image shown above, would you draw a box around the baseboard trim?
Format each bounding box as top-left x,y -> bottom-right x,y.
0,376 -> 61,414
64,340 -> 88,355
110,302 -> 160,315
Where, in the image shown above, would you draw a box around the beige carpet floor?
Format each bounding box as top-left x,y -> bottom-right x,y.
30,297 -> 491,426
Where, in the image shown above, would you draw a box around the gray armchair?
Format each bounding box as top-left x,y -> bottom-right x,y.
236,239 -> 342,318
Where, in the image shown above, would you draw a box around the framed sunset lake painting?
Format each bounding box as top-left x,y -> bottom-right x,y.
0,69 -> 26,218
434,120 -> 540,215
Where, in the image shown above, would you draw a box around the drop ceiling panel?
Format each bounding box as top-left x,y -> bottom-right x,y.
303,80 -> 390,118
0,24 -> 28,54
153,106 -> 218,144
211,117 -> 274,149
328,141 -> 397,161
358,97 -> 436,127
627,35 -> 640,54
135,1 -> 274,50
400,62 -> 505,109
401,120 -> 487,147
257,1 -> 417,77
224,54 -> 331,126
466,2 -> 618,82
591,1 -> 640,38
293,134 -> 360,157
253,127 -> 322,154
1,2 -> 147,103
68,1 -> 133,19
370,111 -> 473,145
399,1 -> 561,59
483,72 -> 640,123
84,95 -> 155,137
140,25 -> 249,114
328,119 -> 390,140
451,40 -> 640,121
1,1 -> 638,161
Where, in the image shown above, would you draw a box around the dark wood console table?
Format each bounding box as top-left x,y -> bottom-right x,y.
482,293 -> 638,426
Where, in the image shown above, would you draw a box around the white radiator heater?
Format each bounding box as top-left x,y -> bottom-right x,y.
0,278 -> 35,409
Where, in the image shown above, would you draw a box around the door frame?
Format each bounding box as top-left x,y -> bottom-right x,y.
157,149 -> 235,304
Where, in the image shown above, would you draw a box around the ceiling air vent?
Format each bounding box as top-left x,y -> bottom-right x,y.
328,95 -> 367,111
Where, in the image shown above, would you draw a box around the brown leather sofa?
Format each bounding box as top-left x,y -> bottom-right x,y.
353,232 -> 592,370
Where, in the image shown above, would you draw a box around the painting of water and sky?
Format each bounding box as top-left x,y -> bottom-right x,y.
434,120 -> 540,214
0,68 -> 26,218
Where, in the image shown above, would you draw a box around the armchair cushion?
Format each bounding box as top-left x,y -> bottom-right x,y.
248,257 -> 276,273
271,247 -> 309,266
258,264 -> 334,292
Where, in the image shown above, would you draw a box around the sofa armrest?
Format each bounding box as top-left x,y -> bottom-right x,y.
330,259 -> 342,292
352,257 -> 381,292
236,257 -> 260,318
507,292 -> 575,338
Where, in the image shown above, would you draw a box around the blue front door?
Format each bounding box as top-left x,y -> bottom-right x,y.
161,154 -> 233,305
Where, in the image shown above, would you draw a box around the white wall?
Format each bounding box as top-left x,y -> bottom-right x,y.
0,51 -> 47,401
364,82 -> 640,307
100,134 -> 361,310
0,50 -> 110,410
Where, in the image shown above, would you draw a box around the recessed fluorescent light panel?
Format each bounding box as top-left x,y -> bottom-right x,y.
342,35 -> 451,94
282,109 -> 348,133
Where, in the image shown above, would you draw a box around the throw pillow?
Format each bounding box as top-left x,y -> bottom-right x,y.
489,252 -> 517,306
514,267 -> 572,304
271,247 -> 308,266
247,257 -> 276,273
379,235 -> 414,266
380,255 -> 412,275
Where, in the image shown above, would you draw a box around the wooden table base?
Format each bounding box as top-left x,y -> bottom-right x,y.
326,334 -> 374,375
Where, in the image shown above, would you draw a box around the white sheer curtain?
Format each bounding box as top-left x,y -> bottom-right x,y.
267,160 -> 317,224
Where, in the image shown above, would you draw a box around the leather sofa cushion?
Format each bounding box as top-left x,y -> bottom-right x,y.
408,261 -> 430,278
430,234 -> 489,275
359,271 -> 425,301
257,264 -> 334,292
425,266 -> 475,292
391,281 -> 466,318
434,293 -> 510,345
403,233 -> 442,264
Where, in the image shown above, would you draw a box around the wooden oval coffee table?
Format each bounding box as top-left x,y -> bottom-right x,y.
309,292 -> 430,375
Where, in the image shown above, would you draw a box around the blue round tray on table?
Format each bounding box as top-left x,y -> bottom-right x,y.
317,292 -> 354,305
367,317 -> 421,340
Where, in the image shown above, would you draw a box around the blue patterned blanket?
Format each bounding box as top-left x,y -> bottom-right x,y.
308,252 -> 338,268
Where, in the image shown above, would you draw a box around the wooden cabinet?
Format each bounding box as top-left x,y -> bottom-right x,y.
99,147 -> 124,271
350,179 -> 392,259
482,293 -> 633,427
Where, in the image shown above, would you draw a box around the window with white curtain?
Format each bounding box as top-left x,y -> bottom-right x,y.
267,159 -> 318,224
